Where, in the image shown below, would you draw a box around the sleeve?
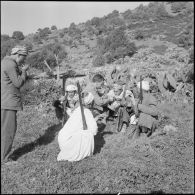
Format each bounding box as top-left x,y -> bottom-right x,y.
5,62 -> 27,88
138,104 -> 158,117
138,95 -> 158,117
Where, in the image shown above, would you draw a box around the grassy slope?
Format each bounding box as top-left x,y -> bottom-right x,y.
1,101 -> 194,194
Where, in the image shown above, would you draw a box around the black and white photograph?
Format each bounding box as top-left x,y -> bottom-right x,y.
1,1 -> 194,194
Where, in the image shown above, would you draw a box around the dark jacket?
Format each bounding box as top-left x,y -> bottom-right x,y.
138,93 -> 158,129
1,56 -> 27,110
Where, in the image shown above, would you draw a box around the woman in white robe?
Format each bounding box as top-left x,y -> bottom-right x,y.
57,92 -> 98,162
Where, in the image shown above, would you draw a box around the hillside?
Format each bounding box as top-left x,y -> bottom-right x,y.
1,2 -> 194,73
1,2 -> 194,194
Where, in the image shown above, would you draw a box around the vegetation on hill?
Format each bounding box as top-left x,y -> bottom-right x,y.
1,2 -> 194,194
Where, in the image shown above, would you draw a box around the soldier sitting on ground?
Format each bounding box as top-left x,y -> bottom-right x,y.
133,80 -> 159,139
83,74 -> 112,125
107,81 -> 137,133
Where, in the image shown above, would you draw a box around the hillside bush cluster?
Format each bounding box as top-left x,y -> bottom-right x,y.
12,31 -> 25,40
26,43 -> 67,70
122,2 -> 170,22
94,27 -> 137,65
21,79 -> 62,106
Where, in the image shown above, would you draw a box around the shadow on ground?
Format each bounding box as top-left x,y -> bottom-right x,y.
10,123 -> 62,160
93,123 -> 113,155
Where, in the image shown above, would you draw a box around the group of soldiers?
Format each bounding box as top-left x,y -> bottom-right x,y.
54,69 -> 159,139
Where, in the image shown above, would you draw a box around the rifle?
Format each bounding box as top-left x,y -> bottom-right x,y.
77,82 -> 88,130
117,75 -> 131,132
128,75 -> 143,139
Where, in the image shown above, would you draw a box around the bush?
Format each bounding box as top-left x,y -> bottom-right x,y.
1,34 -> 10,42
171,2 -> 187,13
51,25 -> 57,30
12,31 -> 25,40
1,39 -> 16,59
20,41 -> 33,51
92,54 -> 105,67
178,35 -> 192,49
155,4 -> 170,19
95,27 -> 137,63
26,43 -> 67,70
134,30 -> 144,40
33,34 -> 42,44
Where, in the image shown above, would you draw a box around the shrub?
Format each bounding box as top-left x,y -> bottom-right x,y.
1,34 -> 10,42
95,27 -> 137,63
26,43 -> 67,70
155,4 -> 170,19
33,34 -> 42,44
90,17 -> 102,27
1,39 -> 16,59
92,54 -> 105,67
171,2 -> 187,13
134,30 -> 144,40
12,31 -> 25,40
51,25 -> 57,30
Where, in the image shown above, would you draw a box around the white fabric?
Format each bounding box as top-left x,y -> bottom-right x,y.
130,114 -> 138,125
107,89 -> 135,111
137,81 -> 150,91
66,84 -> 77,91
57,106 -> 98,162
84,92 -> 94,105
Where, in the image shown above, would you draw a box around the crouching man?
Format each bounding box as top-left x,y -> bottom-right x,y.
134,80 -> 159,138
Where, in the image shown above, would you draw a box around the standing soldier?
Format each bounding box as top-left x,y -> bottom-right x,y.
1,45 -> 29,164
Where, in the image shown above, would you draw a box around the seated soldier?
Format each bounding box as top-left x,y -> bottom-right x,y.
107,81 -> 137,133
134,80 -> 159,138
83,74 -> 112,125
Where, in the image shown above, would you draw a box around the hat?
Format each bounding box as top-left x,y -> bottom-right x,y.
137,80 -> 149,91
66,84 -> 77,92
84,92 -> 94,105
11,46 -> 28,56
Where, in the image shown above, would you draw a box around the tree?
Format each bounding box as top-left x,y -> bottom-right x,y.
95,27 -> 137,64
26,43 -> 67,70
155,4 -> 169,19
1,39 -> 15,59
12,31 -> 25,40
1,34 -> 10,42
51,25 -> 57,30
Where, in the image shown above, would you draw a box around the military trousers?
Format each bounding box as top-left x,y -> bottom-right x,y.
1,109 -> 17,161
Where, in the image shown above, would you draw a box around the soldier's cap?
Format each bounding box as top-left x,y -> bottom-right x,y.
11,45 -> 28,56
66,84 -> 77,92
137,80 -> 150,91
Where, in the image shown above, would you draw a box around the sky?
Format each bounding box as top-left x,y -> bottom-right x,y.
1,1 -> 149,36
